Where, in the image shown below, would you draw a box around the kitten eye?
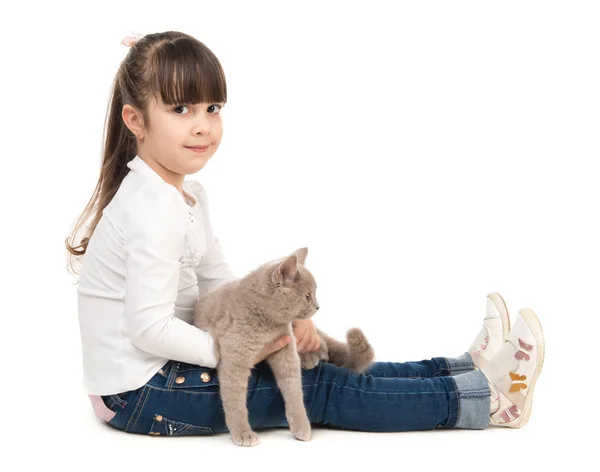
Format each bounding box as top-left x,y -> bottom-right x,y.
305,293 -> 311,301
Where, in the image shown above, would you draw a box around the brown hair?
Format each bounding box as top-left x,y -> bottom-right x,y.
64,31 -> 227,278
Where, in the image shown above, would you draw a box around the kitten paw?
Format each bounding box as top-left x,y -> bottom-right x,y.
231,430 -> 260,447
300,352 -> 321,370
289,415 -> 312,441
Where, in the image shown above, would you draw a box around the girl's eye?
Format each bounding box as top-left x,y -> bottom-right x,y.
208,104 -> 223,114
173,104 -> 223,115
173,105 -> 190,115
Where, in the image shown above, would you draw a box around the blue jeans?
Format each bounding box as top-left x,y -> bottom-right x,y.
102,352 -> 490,435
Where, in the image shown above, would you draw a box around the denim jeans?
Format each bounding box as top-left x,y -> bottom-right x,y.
102,352 -> 490,436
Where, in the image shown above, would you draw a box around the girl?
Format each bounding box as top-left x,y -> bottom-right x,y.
65,30 -> 545,442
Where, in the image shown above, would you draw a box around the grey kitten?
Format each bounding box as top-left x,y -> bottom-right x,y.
192,247 -> 374,446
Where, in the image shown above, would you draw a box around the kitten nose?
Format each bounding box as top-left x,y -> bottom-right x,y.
315,305 -> 319,310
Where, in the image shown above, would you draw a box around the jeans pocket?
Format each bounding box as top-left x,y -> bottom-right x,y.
149,414 -> 214,436
170,362 -> 220,393
102,393 -> 128,410
101,389 -> 138,427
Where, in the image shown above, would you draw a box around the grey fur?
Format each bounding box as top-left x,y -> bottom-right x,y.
193,247 -> 374,446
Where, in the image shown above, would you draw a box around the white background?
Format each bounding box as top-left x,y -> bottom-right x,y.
2,0 -> 598,469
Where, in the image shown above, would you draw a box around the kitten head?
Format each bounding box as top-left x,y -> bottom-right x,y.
267,247 -> 319,323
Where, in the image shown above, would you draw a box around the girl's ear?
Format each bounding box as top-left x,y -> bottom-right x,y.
122,104 -> 145,139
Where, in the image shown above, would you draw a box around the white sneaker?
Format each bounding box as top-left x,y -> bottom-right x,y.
482,308 -> 545,428
468,292 -> 511,371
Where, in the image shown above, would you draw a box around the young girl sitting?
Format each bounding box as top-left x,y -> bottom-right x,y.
65,30 -> 545,441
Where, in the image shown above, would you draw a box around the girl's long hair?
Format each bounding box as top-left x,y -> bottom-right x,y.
65,31 -> 227,279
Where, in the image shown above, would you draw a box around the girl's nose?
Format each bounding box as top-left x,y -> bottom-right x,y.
193,118 -> 211,135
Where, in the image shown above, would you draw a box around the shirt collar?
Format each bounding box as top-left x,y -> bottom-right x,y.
127,155 -> 164,184
127,155 -> 196,208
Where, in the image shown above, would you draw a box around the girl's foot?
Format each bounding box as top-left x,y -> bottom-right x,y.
481,308 -> 545,428
468,292 -> 511,371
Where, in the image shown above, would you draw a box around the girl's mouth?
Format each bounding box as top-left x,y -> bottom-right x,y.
186,145 -> 210,153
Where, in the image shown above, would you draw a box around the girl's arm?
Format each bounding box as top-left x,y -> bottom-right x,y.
121,182 -> 219,368
189,181 -> 238,296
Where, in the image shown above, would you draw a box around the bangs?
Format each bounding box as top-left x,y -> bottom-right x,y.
149,39 -> 227,106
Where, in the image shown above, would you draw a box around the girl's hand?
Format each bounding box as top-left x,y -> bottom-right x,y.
252,335 -> 292,366
293,319 -> 321,353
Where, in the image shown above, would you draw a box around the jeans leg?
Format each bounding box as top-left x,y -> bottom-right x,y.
363,352 -> 475,378
104,359 -> 489,436
444,352 -> 476,376
452,368 -> 492,429
248,359 -> 490,432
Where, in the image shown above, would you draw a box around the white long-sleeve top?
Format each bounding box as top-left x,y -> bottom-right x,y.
77,155 -> 237,395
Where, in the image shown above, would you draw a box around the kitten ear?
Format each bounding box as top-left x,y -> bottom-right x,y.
274,254 -> 299,287
293,247 -> 308,265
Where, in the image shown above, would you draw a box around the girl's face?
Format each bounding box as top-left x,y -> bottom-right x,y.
131,95 -> 225,182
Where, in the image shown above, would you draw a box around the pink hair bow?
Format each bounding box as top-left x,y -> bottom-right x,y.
120,31 -> 144,47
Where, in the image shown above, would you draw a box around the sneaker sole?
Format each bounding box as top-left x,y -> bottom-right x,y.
487,292 -> 511,341
507,307 -> 545,428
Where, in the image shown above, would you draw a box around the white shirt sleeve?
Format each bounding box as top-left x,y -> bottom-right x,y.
188,181 -> 238,297
121,181 -> 219,368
